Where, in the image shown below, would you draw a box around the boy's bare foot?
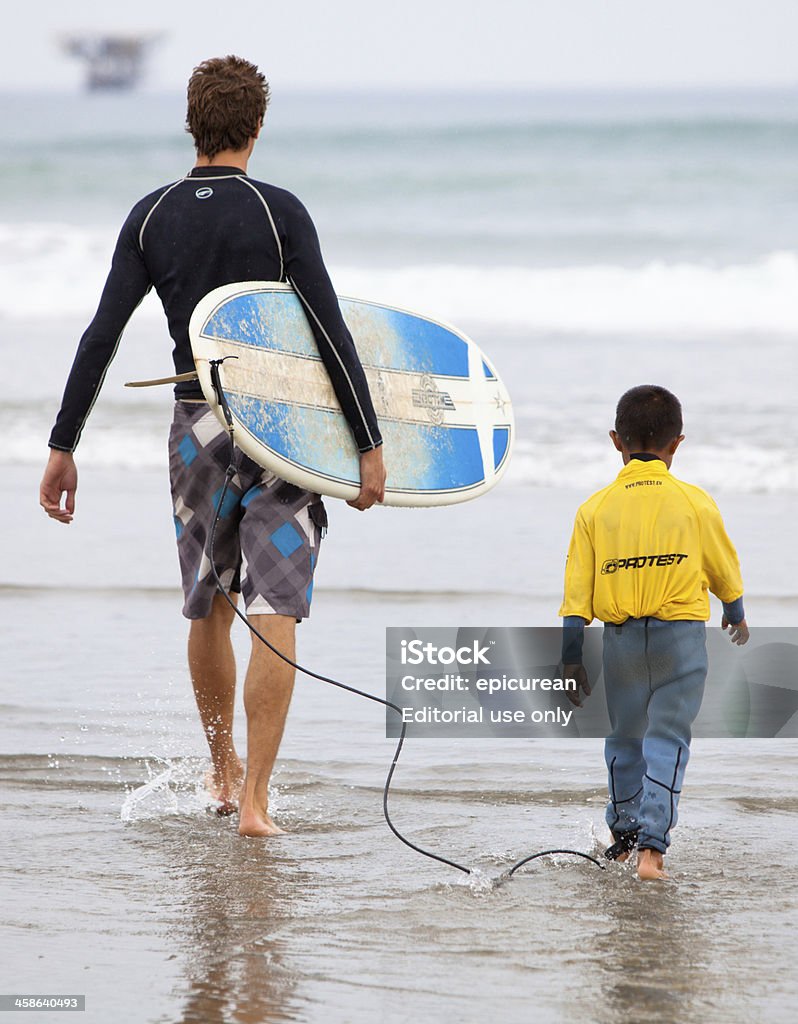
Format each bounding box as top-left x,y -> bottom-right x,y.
637,848 -> 668,880
204,760 -> 244,816
238,806 -> 287,837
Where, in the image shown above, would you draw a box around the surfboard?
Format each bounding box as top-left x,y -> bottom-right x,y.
188,281 -> 513,507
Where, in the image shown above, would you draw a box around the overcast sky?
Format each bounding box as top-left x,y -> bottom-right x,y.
6,0 -> 798,92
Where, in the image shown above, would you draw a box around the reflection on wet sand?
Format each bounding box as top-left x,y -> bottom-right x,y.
593,869 -> 715,1022
157,824 -> 307,1024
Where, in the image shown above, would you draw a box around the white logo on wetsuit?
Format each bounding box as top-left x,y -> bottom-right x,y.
195,187 -> 214,200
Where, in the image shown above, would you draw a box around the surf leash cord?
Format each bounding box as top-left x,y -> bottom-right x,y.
205,358 -> 604,878
207,358 -> 469,874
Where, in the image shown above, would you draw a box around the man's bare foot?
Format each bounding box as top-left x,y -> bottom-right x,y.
204,760 -> 244,817
238,806 -> 287,837
637,848 -> 668,880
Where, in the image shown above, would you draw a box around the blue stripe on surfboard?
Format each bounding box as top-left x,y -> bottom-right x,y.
202,291 -> 470,378
226,393 -> 485,491
203,293 -> 315,355
373,306 -> 469,377
492,426 -> 510,470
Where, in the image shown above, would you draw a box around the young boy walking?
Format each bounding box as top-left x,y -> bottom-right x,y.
559,385 -> 749,880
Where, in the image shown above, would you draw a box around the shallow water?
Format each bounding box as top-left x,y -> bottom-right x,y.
3,570 -> 798,1023
4,741 -> 798,1024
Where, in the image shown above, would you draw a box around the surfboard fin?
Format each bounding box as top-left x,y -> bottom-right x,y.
124,371 -> 199,388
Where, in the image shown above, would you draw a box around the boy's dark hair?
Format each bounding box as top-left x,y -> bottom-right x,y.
186,56 -> 270,158
615,385 -> 683,450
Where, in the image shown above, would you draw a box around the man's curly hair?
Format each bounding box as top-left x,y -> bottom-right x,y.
186,55 -> 270,158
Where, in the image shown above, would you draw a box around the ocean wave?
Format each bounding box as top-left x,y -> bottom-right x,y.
334,254 -> 798,334
1,223 -> 797,333
7,415 -> 796,492
506,440 -> 798,495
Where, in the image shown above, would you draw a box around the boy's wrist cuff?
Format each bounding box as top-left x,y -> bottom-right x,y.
562,615 -> 586,663
722,597 -> 745,624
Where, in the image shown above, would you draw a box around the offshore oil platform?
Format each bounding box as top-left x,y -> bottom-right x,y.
60,33 -> 161,91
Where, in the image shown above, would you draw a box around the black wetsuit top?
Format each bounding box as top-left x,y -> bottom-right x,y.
49,166 -> 383,454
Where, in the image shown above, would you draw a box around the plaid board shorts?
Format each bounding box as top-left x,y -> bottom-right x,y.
168,401 -> 326,621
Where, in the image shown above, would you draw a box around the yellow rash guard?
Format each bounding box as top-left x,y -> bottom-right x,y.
559,458 -> 744,624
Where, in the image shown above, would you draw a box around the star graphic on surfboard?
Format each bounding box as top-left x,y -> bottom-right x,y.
493,391 -> 509,415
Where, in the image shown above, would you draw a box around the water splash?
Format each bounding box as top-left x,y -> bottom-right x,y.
120,756 -> 211,822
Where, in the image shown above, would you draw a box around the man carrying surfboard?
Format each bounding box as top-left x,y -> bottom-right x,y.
39,55 -> 386,837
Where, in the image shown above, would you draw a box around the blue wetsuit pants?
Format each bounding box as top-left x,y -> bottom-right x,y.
603,618 -> 708,854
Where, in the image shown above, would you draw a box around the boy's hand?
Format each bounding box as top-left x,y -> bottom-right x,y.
40,449 -> 77,524
564,664 -> 591,707
722,616 -> 749,645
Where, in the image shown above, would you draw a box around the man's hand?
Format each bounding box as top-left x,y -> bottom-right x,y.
722,616 -> 750,645
40,449 -> 78,524
347,446 -> 386,511
563,664 -> 591,707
